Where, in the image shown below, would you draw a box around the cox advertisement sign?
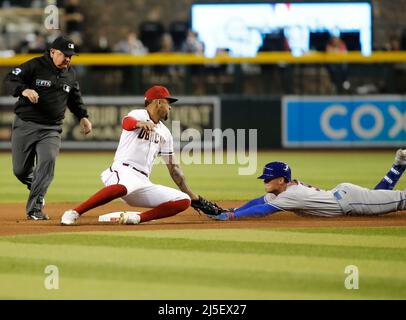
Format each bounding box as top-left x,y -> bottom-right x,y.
282,96 -> 406,147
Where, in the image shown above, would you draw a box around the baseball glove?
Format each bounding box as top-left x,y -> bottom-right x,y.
191,195 -> 226,216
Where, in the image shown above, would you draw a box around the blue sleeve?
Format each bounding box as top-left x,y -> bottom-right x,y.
236,195 -> 265,211
234,203 -> 281,219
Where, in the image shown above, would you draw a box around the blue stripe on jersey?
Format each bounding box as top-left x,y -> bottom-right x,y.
234,202 -> 281,218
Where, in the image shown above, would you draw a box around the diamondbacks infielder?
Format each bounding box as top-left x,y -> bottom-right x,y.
61,85 -> 200,225
209,149 -> 406,220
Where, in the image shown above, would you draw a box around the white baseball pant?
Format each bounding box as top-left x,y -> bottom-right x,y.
100,162 -> 190,208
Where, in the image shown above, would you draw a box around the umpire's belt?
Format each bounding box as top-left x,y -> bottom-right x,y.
122,163 -> 148,177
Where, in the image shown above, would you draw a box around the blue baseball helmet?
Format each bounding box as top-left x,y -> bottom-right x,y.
257,161 -> 291,181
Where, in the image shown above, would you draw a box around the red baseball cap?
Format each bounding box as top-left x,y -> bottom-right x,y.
144,85 -> 178,103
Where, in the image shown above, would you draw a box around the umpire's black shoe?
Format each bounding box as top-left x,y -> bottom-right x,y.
27,210 -> 49,220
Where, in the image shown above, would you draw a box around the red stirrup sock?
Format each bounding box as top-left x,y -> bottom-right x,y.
74,184 -> 127,215
139,199 -> 191,223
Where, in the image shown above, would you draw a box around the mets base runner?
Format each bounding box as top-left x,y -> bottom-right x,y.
208,149 -> 406,220
61,85 -> 200,225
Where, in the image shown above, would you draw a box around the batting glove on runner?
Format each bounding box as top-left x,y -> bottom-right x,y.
191,195 -> 227,216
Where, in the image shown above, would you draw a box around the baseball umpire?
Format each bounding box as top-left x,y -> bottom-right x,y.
4,35 -> 92,220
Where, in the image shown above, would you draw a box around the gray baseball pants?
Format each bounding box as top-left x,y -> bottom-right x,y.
11,116 -> 61,214
333,182 -> 406,215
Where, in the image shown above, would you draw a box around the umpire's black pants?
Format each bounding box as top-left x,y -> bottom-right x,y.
11,115 -> 61,215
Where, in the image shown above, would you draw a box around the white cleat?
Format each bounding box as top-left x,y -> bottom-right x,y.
394,149 -> 406,166
61,209 -> 80,225
119,212 -> 141,225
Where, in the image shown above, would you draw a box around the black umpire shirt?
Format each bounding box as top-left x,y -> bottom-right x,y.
4,51 -> 88,125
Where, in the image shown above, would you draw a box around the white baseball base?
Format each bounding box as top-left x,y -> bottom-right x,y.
98,211 -> 141,223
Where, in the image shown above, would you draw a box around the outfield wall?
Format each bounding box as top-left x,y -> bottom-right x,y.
0,95 -> 405,150
282,95 -> 406,148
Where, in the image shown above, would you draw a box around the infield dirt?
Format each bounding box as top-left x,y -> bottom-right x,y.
1,201 -> 406,236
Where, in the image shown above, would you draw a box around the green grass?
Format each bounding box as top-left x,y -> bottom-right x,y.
1,150 -> 406,299
0,150 -> 404,202
0,227 -> 405,299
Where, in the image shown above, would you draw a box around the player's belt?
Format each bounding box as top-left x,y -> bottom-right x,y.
122,163 -> 148,177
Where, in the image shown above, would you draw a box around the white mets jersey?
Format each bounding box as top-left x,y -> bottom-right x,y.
265,181 -> 343,217
113,109 -> 174,176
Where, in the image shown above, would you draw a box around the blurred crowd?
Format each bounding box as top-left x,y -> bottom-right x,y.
1,0 -> 406,96
0,0 -> 206,56
0,0 -> 404,57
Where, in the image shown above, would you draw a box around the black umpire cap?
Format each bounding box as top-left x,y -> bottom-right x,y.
50,36 -> 77,56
